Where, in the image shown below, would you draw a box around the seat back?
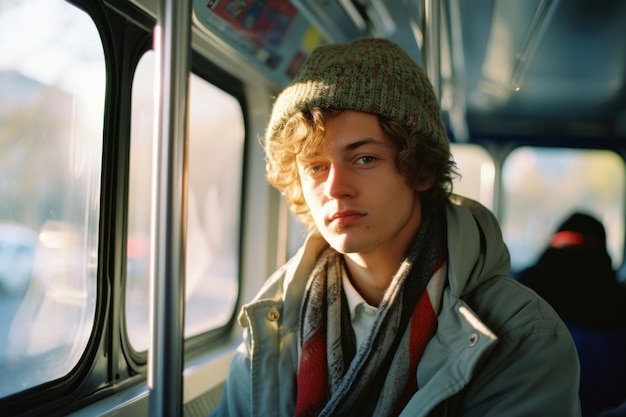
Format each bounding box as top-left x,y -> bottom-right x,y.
566,321 -> 626,417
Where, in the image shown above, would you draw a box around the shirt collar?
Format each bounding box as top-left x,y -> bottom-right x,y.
341,264 -> 376,320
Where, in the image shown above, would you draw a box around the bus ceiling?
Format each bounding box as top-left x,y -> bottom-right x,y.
134,0 -> 625,143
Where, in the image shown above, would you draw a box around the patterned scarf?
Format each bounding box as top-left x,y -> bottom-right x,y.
296,213 -> 446,417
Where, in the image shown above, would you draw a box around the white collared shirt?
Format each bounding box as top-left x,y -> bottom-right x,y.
341,266 -> 378,349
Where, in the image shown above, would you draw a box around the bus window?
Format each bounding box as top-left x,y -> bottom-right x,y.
126,52 -> 244,352
501,147 -> 625,273
450,143 -> 496,210
0,0 -> 104,397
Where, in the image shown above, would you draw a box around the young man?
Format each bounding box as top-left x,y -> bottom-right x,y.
212,38 -> 581,416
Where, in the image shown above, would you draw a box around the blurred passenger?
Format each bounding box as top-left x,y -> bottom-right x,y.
518,212 -> 626,417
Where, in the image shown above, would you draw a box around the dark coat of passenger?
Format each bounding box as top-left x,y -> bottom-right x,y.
518,212 -> 626,417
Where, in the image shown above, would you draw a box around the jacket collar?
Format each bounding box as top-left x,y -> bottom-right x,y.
445,195 -> 511,298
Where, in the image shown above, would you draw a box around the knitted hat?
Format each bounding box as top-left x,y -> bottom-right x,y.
265,38 -> 448,149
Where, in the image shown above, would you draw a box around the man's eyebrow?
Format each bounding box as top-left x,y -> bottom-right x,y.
343,137 -> 389,151
297,137 -> 389,161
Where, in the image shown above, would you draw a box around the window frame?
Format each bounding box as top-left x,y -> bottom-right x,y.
500,145 -> 626,274
122,48 -> 248,365
1,0 -> 249,412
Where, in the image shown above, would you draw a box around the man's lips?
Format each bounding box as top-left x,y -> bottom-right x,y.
328,210 -> 366,227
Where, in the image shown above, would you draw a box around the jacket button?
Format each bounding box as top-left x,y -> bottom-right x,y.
469,333 -> 479,347
268,307 -> 280,321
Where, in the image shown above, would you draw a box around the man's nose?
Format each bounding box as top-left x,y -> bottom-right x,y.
324,164 -> 354,199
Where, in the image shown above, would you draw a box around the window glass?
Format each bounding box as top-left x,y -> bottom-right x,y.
502,147 -> 624,272
126,52 -> 243,351
450,143 -> 495,210
0,0 -> 104,397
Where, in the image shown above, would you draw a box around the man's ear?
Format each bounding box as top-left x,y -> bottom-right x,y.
415,175 -> 435,192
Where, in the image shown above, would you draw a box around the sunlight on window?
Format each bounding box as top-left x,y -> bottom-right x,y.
0,0 -> 103,397
126,52 -> 243,351
502,147 -> 625,272
450,144 -> 495,210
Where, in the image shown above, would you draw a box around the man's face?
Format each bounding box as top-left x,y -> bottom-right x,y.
297,110 -> 428,257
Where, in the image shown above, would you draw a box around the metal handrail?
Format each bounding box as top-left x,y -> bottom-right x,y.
422,0 -> 441,99
148,0 -> 191,415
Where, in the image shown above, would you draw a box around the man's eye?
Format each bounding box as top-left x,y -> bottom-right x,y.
310,165 -> 326,173
357,156 -> 377,165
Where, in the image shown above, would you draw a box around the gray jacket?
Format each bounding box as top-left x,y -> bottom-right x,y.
213,196 -> 581,416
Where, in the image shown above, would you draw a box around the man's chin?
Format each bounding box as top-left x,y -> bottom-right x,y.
325,235 -> 363,255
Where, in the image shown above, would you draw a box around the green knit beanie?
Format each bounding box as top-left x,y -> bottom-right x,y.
265,38 -> 448,150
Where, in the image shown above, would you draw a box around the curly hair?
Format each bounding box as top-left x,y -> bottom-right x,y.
264,108 -> 458,230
